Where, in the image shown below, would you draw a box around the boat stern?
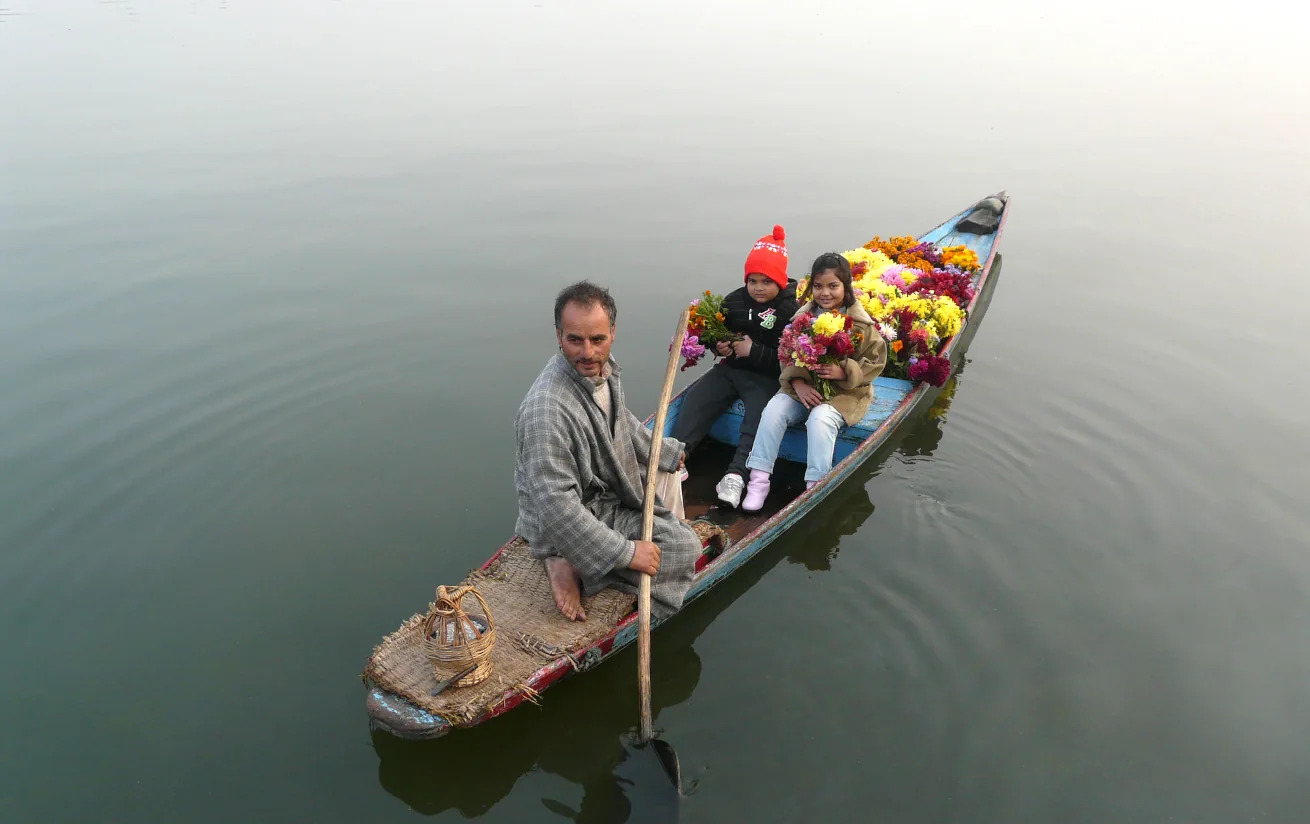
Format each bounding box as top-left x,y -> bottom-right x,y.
366,687 -> 452,740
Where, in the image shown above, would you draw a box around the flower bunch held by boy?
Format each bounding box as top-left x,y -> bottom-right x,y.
678,291 -> 739,371
792,237 -> 982,388
777,310 -> 864,401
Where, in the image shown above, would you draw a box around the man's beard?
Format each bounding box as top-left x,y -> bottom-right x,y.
572,356 -> 605,378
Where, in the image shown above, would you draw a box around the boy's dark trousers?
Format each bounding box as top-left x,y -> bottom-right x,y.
672,361 -> 779,481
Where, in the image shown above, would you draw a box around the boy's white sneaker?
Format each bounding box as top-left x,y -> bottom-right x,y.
715,473 -> 744,508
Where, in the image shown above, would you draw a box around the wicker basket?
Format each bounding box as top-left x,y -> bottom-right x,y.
421,585 -> 496,688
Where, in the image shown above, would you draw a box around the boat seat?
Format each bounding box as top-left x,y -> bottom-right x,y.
677,376 -> 916,466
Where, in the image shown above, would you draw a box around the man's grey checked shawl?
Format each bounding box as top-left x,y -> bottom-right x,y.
514,354 -> 701,618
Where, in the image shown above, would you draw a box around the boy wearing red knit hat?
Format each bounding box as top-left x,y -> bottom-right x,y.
671,225 -> 799,508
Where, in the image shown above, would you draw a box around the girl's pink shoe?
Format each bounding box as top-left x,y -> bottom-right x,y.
806,481 -> 817,490
742,470 -> 771,511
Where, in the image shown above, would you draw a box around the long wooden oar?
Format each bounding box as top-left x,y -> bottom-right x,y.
634,306 -> 690,791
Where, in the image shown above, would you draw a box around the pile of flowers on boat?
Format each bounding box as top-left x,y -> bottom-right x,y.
776,310 -> 864,400
677,290 -> 740,370
795,237 -> 981,387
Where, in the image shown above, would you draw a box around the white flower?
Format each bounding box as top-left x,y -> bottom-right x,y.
877,322 -> 898,341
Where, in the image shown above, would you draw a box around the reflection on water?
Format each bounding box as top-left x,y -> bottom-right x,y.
897,373 -> 960,459
372,383 -> 963,820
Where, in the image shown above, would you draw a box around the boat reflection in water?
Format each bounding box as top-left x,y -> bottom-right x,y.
370,372 -> 968,822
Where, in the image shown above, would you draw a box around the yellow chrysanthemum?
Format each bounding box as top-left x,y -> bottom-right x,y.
841,248 -> 878,267
812,312 -> 846,337
854,278 -> 899,302
796,278 -> 808,301
931,296 -> 965,338
843,248 -> 895,280
858,293 -> 890,321
885,294 -> 932,320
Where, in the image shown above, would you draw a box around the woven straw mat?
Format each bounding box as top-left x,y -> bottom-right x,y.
363,538 -> 636,726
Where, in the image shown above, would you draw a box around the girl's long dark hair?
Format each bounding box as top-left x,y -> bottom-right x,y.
800,252 -> 856,308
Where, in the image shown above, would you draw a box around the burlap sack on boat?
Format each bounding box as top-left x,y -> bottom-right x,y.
362,538 -> 636,726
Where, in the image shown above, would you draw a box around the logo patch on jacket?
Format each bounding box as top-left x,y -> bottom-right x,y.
758,308 -> 777,330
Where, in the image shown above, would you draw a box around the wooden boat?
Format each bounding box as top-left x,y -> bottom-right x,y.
364,193 -> 1011,739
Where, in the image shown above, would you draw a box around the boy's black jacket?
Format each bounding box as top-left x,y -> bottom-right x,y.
719,280 -> 800,377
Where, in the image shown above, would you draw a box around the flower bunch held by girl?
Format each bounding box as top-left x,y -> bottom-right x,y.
670,225 -> 800,509
741,252 -> 887,511
777,309 -> 864,401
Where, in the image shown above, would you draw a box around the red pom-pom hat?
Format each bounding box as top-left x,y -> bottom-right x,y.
744,224 -> 789,289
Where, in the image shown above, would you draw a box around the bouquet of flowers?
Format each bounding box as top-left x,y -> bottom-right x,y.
677,291 -> 741,370
777,311 -> 863,400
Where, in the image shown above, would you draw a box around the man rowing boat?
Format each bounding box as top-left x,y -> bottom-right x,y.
514,281 -> 701,621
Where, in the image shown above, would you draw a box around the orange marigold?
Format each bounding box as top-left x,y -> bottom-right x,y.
865,235 -> 919,257
941,245 -> 980,271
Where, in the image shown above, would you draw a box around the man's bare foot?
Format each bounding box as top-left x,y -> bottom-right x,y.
545,556 -> 586,621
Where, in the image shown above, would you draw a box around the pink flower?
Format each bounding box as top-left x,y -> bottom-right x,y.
795,334 -> 825,363
881,265 -> 913,290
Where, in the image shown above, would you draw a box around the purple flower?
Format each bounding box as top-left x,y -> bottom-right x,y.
677,333 -> 707,370
908,242 -> 943,266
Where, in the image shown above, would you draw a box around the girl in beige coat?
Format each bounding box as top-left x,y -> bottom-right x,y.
741,253 -> 887,510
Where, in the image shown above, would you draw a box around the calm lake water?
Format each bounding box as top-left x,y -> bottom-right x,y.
4,2 -> 1310,822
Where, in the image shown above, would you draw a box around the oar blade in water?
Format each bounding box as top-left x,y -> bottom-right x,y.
616,740 -> 682,818
650,738 -> 681,789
